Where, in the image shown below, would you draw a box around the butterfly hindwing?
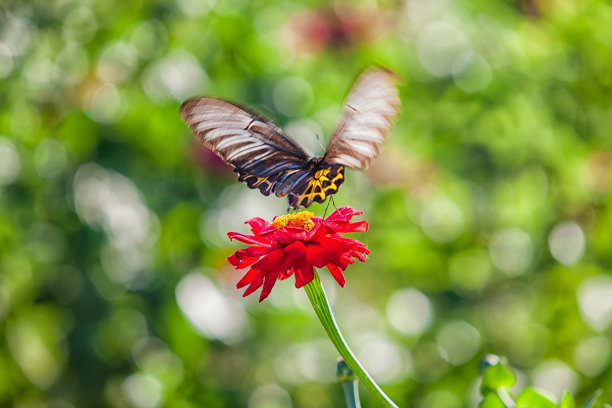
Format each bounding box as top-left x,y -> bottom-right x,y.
235,158 -> 308,197
287,163 -> 345,209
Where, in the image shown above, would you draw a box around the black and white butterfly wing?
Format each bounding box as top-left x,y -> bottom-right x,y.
323,68 -> 400,169
180,98 -> 312,198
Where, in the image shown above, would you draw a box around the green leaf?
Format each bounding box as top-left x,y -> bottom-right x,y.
480,355 -> 517,394
582,390 -> 603,408
560,392 -> 576,408
515,388 -> 556,408
479,393 -> 509,408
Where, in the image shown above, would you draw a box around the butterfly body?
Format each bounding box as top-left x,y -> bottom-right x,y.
181,68 -> 399,209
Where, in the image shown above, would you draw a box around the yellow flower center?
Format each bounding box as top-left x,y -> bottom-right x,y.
271,211 -> 315,230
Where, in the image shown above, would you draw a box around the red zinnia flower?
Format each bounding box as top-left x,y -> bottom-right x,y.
227,207 -> 370,302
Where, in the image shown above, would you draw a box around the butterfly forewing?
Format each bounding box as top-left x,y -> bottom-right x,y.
323,69 -> 400,169
181,98 -> 315,199
180,98 -> 310,163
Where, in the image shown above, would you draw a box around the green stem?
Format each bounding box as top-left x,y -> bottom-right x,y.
337,359 -> 361,408
304,272 -> 399,408
341,380 -> 362,408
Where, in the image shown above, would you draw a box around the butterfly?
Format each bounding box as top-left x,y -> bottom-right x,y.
180,68 -> 400,209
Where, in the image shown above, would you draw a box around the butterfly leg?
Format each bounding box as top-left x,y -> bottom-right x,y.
323,196 -> 333,218
329,196 -> 350,221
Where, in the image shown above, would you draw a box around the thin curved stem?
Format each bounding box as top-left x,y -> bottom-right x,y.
304,272 -> 399,408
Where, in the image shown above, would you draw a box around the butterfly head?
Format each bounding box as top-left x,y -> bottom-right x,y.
307,156 -> 325,169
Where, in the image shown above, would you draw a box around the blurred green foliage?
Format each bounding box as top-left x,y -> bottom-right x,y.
1,0 -> 612,407
477,355 -> 609,408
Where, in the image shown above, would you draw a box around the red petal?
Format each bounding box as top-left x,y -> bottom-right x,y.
293,260 -> 314,288
245,217 -> 271,233
237,267 -> 261,289
252,248 -> 285,271
239,249 -> 285,299
353,251 -> 368,262
322,207 -> 368,233
335,220 -> 369,233
269,229 -> 300,245
304,243 -> 337,268
238,246 -> 271,257
327,264 -> 346,287
227,231 -> 271,246
228,254 -> 239,266
314,236 -> 356,259
259,268 -> 281,302
228,253 -> 260,270
279,253 -> 297,279
243,272 -> 265,297
229,246 -> 270,269
285,241 -> 306,258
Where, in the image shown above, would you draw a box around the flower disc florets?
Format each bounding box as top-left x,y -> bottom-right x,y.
271,211 -> 315,230
227,207 -> 370,301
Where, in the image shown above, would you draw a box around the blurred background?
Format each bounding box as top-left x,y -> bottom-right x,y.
1,0 -> 611,407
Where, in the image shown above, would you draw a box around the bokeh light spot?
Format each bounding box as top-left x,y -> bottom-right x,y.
73,163 -> 155,249
84,83 -> 126,124
1,15 -> 31,56
0,137 -> 21,185
420,196 -> 464,243
417,21 -> 470,77
96,41 -> 138,83
132,337 -> 184,390
489,227 -> 533,276
386,288 -> 433,337
142,50 -> 208,102
0,44 -> 14,77
531,360 -> 577,402
573,336 -> 610,377
452,52 -> 492,93
55,44 -> 89,86
357,333 -> 412,384
7,309 -> 68,390
421,389 -> 462,408
128,21 -> 167,59
122,373 -> 163,408
436,320 -> 481,365
577,275 -> 612,331
177,0 -> 212,17
548,221 -> 585,266
248,383 -> 292,408
62,6 -> 98,44
176,271 -> 247,342
274,340 -> 337,384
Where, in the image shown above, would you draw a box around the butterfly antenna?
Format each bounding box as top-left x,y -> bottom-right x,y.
315,134 -> 326,153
